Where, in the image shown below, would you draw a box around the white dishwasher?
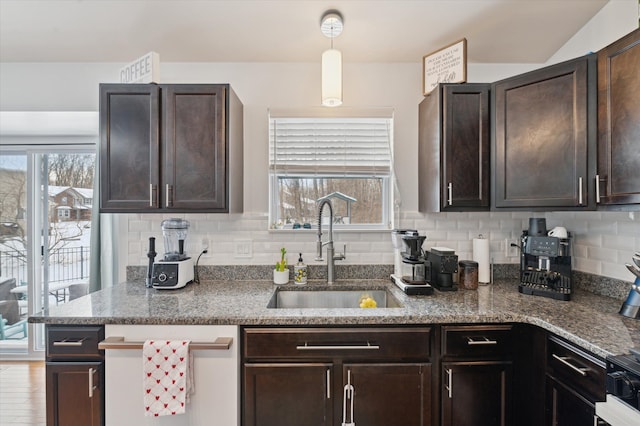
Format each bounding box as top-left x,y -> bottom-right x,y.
102,324 -> 239,426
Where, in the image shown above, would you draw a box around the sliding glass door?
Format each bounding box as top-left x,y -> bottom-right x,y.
0,148 -> 95,357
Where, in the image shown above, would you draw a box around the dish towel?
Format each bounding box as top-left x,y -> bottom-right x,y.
143,340 -> 193,417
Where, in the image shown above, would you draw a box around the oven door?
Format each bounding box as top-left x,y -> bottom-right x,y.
596,395 -> 640,426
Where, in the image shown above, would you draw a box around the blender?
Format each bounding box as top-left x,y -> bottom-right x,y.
151,218 -> 194,289
390,230 -> 433,295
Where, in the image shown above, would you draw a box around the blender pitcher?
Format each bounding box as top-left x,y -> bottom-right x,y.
161,218 -> 190,261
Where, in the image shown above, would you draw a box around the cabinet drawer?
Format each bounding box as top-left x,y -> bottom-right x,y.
442,325 -> 513,358
243,327 -> 431,361
46,325 -> 105,361
546,335 -> 605,403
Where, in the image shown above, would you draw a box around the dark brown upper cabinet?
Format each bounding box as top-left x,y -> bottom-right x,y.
99,84 -> 243,213
492,55 -> 597,210
596,28 -> 640,207
419,83 -> 490,212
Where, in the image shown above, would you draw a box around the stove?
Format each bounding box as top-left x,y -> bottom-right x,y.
596,349 -> 640,425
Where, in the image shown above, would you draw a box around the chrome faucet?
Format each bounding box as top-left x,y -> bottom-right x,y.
315,199 -> 346,284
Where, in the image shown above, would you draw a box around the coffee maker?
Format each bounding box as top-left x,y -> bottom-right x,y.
390,230 -> 433,295
151,218 -> 194,289
425,247 -> 458,291
518,218 -> 572,300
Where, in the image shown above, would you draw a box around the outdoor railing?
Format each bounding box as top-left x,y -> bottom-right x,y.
0,246 -> 90,285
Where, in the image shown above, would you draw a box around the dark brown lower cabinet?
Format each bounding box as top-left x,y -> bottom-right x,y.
441,361 -> 512,426
544,335 -> 605,426
344,363 -> 431,426
45,325 -> 105,426
546,376 -> 596,426
244,363 -> 332,426
242,327 -> 433,426
46,362 -> 104,426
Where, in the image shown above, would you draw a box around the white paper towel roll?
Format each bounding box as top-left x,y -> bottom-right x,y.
473,237 -> 491,284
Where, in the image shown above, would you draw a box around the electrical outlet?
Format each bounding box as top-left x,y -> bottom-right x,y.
505,238 -> 519,257
201,238 -> 209,251
235,239 -> 252,258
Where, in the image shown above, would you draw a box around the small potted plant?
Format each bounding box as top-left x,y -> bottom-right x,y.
273,247 -> 289,285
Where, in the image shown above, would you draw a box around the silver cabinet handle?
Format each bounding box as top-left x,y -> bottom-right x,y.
578,176 -> 583,205
326,369 -> 331,399
447,182 -> 453,206
342,370 -> 355,426
165,184 -> 170,207
88,367 -> 97,398
297,343 -> 380,351
595,175 -> 600,203
52,339 -> 84,347
552,354 -> 588,377
445,368 -> 452,398
467,336 -> 498,345
149,184 -> 153,207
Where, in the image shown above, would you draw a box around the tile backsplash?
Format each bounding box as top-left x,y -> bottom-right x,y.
125,210 -> 638,282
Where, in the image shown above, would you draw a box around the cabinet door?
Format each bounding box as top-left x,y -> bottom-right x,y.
546,375 -> 595,426
243,363 -> 333,426
442,84 -> 490,210
163,85 -> 227,211
343,363 -> 432,426
597,28 -> 640,206
99,84 -> 160,212
46,362 -> 104,426
493,56 -> 595,209
441,361 -> 512,426
418,83 -> 489,212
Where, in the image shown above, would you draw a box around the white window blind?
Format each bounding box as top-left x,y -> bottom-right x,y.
269,117 -> 392,175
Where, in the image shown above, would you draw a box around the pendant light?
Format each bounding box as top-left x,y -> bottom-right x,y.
320,11 -> 343,107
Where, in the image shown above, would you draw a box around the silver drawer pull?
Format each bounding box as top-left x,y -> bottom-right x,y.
467,336 -> 498,345
53,339 -> 85,347
297,342 -> 380,351
445,368 -> 453,398
552,354 -> 588,377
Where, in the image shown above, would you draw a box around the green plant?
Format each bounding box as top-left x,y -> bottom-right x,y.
275,247 -> 287,272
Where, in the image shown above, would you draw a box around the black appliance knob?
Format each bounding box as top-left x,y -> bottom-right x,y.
607,371 -> 640,399
158,272 -> 168,282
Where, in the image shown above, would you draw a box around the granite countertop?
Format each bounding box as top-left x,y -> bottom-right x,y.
29,278 -> 640,359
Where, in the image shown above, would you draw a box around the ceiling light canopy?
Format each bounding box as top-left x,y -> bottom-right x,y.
320,10 -> 343,107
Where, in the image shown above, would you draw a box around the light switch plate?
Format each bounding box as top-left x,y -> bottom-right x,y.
234,240 -> 252,258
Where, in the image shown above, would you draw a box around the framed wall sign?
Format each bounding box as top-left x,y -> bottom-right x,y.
422,38 -> 467,95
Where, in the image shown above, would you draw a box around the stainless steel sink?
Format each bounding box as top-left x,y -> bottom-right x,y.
268,289 -> 402,309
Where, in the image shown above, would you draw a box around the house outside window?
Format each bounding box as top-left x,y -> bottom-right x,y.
269,111 -> 394,230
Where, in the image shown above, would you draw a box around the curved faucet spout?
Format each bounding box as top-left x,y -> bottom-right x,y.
316,199 -> 345,284
316,199 -> 334,261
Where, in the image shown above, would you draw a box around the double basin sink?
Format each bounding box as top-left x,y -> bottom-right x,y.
268,288 -> 402,309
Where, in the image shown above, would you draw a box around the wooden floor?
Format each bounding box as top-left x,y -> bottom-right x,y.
0,361 -> 46,426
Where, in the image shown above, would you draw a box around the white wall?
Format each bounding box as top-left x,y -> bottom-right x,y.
1,2 -> 638,282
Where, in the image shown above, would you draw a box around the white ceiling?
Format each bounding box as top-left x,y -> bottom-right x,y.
0,0 -> 610,64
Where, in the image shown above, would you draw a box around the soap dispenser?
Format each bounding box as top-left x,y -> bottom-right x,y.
294,253 -> 308,285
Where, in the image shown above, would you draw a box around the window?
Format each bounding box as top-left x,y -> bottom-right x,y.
269,112 -> 394,230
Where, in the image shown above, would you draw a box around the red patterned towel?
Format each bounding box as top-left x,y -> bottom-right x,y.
142,340 -> 192,417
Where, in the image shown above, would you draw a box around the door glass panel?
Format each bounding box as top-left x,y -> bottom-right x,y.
0,150 -> 95,356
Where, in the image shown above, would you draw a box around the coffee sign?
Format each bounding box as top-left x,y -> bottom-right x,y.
120,52 -> 160,84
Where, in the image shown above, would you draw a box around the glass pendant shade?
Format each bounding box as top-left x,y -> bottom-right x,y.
322,48 -> 342,107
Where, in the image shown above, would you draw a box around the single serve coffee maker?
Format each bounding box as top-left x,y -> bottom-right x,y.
390,230 -> 433,295
518,217 -> 572,300
151,218 -> 194,289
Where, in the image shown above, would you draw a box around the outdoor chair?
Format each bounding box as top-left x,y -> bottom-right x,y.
0,313 -> 27,340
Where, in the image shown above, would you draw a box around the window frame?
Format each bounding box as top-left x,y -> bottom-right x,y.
268,109 -> 395,231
